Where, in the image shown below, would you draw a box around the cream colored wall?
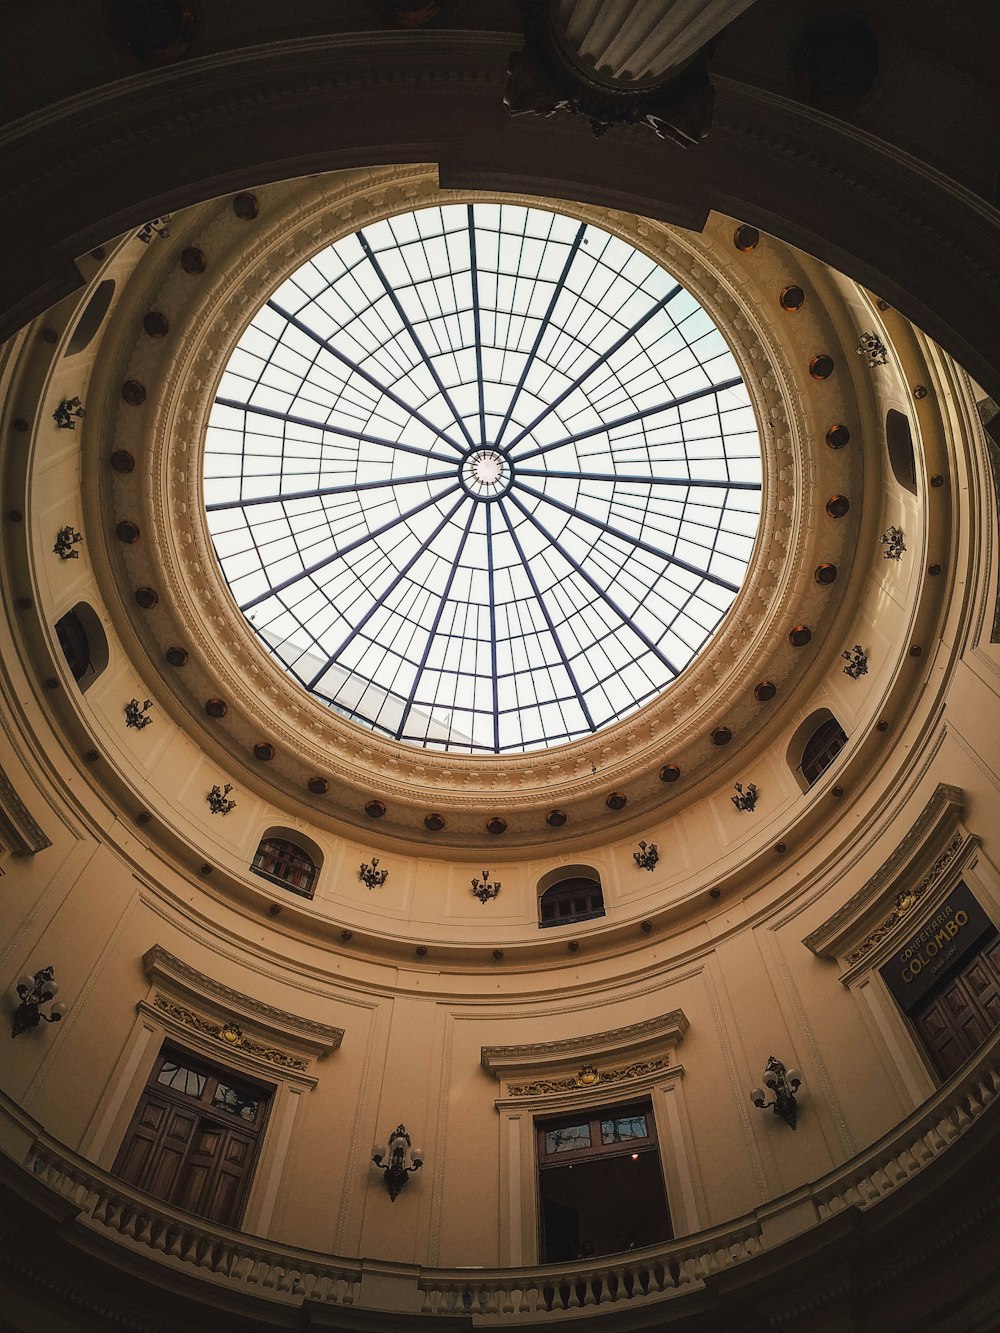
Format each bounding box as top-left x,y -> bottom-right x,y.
2,180 -> 1000,1271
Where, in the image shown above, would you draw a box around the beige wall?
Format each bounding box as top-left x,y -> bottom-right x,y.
2,177 -> 1000,1272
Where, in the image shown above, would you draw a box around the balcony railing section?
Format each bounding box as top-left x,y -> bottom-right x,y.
4,1027 -> 999,1321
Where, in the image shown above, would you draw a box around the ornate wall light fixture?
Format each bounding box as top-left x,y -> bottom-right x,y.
856,330 -> 889,367
750,1056 -> 802,1129
53,526 -> 83,559
881,525 -> 906,560
136,215 -> 171,244
52,397 -> 85,430
206,783 -> 236,815
471,870 -> 501,903
732,782 -> 758,812
372,1125 -> 423,1201
842,644 -> 869,679
124,698 -> 153,730
11,967 -> 67,1037
633,840 -> 659,871
359,857 -> 388,890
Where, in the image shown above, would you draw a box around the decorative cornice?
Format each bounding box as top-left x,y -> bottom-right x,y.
843,831 -> 967,966
481,1010 -> 688,1078
141,945 -> 343,1056
507,1056 -> 673,1097
0,760 -> 51,855
150,995 -> 309,1072
802,784 -> 965,959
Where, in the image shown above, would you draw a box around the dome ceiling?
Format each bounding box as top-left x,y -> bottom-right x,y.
65,165 -> 877,849
204,202 -> 761,755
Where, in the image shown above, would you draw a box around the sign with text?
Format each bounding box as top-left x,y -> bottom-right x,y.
879,880 -> 995,1014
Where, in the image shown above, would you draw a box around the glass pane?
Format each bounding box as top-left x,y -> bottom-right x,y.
205,204 -> 761,755
156,1061 -> 207,1098
212,1083 -> 260,1122
600,1114 -> 648,1144
544,1123 -> 592,1154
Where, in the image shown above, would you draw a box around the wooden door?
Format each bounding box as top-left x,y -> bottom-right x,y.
913,932 -> 1000,1079
113,1046 -> 272,1229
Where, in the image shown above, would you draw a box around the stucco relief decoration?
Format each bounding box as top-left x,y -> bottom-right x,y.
845,832 -> 965,964
152,994 -> 309,1071
507,1057 -> 671,1097
107,165 -> 849,838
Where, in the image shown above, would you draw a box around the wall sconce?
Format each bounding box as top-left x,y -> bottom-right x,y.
842,644 -> 869,679
372,1124 -> 423,1201
732,782 -> 758,813
12,967 -> 67,1038
124,698 -> 153,730
880,525 -> 906,560
206,783 -> 237,815
52,397 -> 85,430
750,1056 -> 802,1129
359,857 -> 388,890
471,869 -> 501,903
633,840 -> 659,871
53,526 -> 83,559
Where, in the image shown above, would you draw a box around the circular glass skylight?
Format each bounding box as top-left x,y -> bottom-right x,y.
204,203 -> 762,754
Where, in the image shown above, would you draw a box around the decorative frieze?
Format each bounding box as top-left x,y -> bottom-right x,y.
802,784 -> 973,969
845,832 -> 965,964
141,945 -> 344,1059
152,994 -> 308,1071
508,1057 -> 672,1098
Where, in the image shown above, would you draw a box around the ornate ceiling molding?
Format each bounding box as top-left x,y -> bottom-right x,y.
83,168 -> 863,844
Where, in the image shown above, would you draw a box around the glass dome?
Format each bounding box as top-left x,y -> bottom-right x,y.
204,203 -> 761,754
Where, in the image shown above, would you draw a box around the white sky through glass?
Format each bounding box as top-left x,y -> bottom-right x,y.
204,204 -> 762,754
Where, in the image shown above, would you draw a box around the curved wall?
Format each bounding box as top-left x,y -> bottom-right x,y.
1,163 -> 999,1297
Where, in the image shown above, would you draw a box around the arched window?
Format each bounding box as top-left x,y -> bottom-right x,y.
789,709 -> 848,789
251,834 -> 318,898
55,602 -> 109,693
886,409 -> 917,494
538,868 -> 605,928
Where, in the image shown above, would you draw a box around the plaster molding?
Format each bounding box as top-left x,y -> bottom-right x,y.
506,1056 -> 674,1098
141,943 -> 344,1058
147,995 -> 311,1074
90,171 -> 864,845
802,783 -> 965,960
481,1009 -> 687,1079
0,759 -> 51,854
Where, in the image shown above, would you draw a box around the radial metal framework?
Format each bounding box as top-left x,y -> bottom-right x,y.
204,203 -> 762,754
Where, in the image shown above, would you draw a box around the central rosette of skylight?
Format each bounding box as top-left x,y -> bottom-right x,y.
204,203 -> 762,754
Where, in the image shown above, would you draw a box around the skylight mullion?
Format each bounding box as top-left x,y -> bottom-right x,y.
266,298 -> 467,456
511,376 -> 743,463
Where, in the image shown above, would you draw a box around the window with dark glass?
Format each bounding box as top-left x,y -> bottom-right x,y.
800,716 -> 848,785
112,1045 -> 273,1228
538,876 -> 605,928
250,835 -> 318,898
536,1101 -> 671,1262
